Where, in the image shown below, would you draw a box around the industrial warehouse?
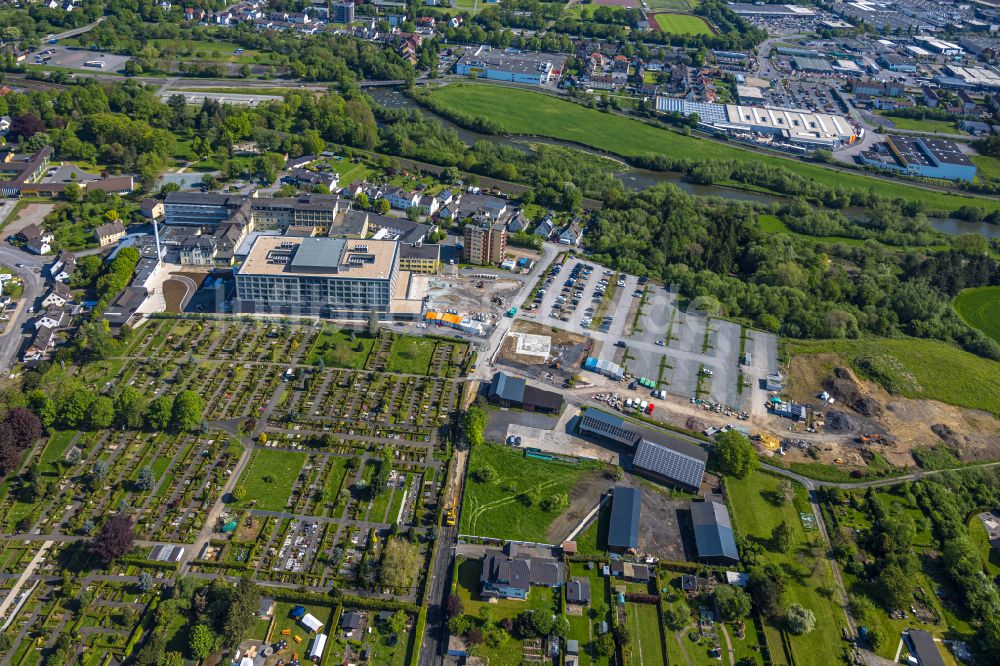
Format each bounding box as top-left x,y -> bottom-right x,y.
454,45 -> 567,86
858,136 -> 978,182
655,97 -> 860,151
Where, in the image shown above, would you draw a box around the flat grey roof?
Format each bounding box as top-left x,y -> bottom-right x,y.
290,237 -> 347,270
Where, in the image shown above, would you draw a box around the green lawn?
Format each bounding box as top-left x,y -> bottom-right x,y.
625,602 -> 667,666
269,601 -> 342,662
972,154 -> 1000,181
385,336 -> 437,374
757,214 -> 868,247
726,472 -> 847,666
305,327 -> 375,369
789,337 -> 1000,417
329,158 -> 375,185
969,514 -> 1000,577
38,431 -> 77,477
455,556 -> 558,617
652,13 -> 714,35
459,443 -> 593,542
574,502 -> 610,556
878,114 -> 965,134
953,286 -> 1000,345
647,0 -> 699,9
238,449 -> 306,511
427,84 -> 1000,213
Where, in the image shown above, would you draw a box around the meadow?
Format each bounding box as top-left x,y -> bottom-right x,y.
459,442 -> 593,541
238,449 -> 307,511
305,326 -> 375,369
427,84 -> 1000,212
877,114 -> 965,135
652,13 -> 714,35
726,472 -> 847,666
953,286 -> 1000,345
789,337 -> 1000,416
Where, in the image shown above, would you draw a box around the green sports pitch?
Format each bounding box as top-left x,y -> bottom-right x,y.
652,12 -> 714,35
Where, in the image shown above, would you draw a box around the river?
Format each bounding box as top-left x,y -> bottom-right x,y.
368,88 -> 1000,239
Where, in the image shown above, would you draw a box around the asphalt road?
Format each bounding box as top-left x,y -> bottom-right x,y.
0,244 -> 46,372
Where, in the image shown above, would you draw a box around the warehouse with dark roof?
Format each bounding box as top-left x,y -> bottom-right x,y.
486,371 -> 563,413
607,486 -> 641,553
691,500 -> 739,564
578,408 -> 707,490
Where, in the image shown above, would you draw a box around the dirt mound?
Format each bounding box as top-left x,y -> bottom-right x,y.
685,416 -> 707,433
931,423 -> 962,447
824,410 -> 855,433
823,367 -> 884,418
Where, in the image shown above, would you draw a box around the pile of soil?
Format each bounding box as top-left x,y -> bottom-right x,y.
931,423 -> 963,447
685,416 -> 707,433
825,410 -> 854,433
823,367 -> 884,418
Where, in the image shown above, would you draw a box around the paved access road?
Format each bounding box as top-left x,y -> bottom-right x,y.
0,243 -> 46,372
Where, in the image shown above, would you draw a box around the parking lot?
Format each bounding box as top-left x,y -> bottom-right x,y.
30,46 -> 132,73
528,259 -> 639,337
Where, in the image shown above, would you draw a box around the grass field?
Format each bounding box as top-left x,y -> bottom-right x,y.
385,335 -> 437,374
459,443 -> 591,541
427,84 -> 1000,212
726,472 -> 847,666
626,602 -> 667,666
38,431 -> 77,477
953,286 -> 1000,345
878,114 -> 965,135
969,514 -> 1000,577
789,337 -> 1000,416
652,13 -> 713,35
238,449 -> 306,511
647,0 -> 698,9
306,327 -> 375,369
972,154 -> 1000,181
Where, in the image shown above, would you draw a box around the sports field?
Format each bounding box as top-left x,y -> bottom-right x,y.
651,13 -> 713,35
954,286 -> 1000,345
426,84 -> 1000,213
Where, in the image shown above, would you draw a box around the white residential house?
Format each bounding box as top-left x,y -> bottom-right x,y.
557,222 -> 583,246
49,251 -> 76,282
40,283 -> 72,309
20,224 -> 53,255
418,194 -> 440,216
35,307 -> 68,330
386,188 -> 421,210
23,326 -> 55,362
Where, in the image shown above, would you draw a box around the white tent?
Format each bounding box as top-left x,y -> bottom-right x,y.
309,633 -> 328,662
301,612 -> 324,633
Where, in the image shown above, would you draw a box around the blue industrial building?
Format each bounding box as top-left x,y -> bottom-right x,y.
859,136 -> 978,182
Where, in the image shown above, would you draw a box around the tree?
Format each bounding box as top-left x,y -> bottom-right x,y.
137,571 -> 155,592
784,604 -> 816,635
91,514 -> 135,563
748,564 -> 786,618
472,465 -> 497,484
221,577 -> 260,646
59,387 -> 96,429
594,632 -> 616,656
115,386 -> 147,429
5,408 -> 42,449
88,396 -> 115,430
446,594 -> 464,619
171,390 -> 204,431
147,395 -> 174,431
714,430 -> 757,478
877,563 -> 911,610
136,467 -> 154,491
373,197 -> 390,214
367,308 -> 379,336
462,401 -> 487,447
778,479 -> 795,504
715,584 -> 752,621
771,519 -> 794,553
232,484 -> 247,501
389,610 -> 407,634
542,492 -> 570,512
189,624 -> 216,660
355,192 -> 370,209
